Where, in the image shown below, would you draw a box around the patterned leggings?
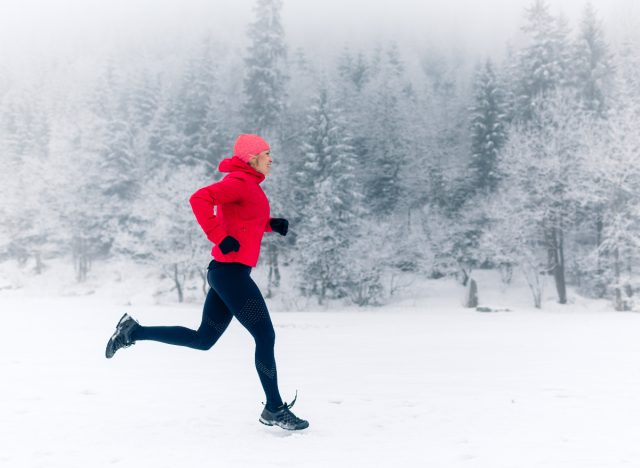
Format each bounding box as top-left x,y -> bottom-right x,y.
131,260 -> 283,409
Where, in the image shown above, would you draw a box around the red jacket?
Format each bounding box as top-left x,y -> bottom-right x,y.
189,156 -> 273,267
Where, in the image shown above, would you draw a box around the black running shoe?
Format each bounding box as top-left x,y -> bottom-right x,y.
105,313 -> 140,359
259,392 -> 309,431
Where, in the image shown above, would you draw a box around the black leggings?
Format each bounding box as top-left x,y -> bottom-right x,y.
131,260 -> 283,409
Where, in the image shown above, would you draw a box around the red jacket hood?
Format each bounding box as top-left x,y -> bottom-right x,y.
217,156 -> 265,184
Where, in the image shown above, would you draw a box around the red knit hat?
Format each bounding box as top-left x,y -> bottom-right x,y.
233,134 -> 270,163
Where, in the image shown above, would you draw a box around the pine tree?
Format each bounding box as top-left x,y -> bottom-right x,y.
0,86 -> 52,272
360,43 -> 414,217
174,38 -> 226,166
147,95 -> 184,168
469,59 -> 508,194
577,46 -> 640,311
294,85 -> 364,304
65,61 -> 141,280
562,4 -> 614,296
126,63 -> 161,130
242,0 -> 288,135
420,49 -> 475,210
571,2 -> 613,116
338,47 -> 370,93
514,0 -> 573,122
505,1 -> 582,304
243,0 -> 290,296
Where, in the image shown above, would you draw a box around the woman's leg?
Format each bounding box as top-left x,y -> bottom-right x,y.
209,262 -> 284,410
131,281 -> 233,350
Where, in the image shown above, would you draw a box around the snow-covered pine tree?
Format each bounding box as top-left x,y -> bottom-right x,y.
126,63 -> 161,131
242,0 -> 288,136
243,0 -> 290,296
576,47 -> 640,311
360,43 -> 413,217
419,50 -> 472,212
294,85 -> 365,304
333,45 -> 371,215
469,59 -> 508,194
338,47 -> 370,93
435,59 -> 508,284
571,2 -> 613,116
64,60 -> 140,280
124,63 -> 162,179
147,93 -> 184,169
0,85 -> 52,272
279,46 -> 315,193
513,0 -> 573,122
505,1 -> 582,303
564,3 -> 614,297
174,38 -> 227,167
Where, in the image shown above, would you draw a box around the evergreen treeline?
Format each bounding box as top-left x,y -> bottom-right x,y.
1,0 -> 639,310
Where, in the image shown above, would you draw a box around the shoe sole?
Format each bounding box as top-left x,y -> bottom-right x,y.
105,313 -> 133,359
258,417 -> 309,430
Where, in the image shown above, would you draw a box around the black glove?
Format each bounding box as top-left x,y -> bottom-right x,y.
270,218 -> 289,236
219,235 -> 240,254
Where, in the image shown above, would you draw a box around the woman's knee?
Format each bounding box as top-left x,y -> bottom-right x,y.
257,327 -> 276,348
193,331 -> 221,350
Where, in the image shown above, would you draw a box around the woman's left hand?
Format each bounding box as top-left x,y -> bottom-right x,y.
269,218 -> 289,236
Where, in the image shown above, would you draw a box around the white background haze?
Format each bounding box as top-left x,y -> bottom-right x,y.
1,0 -> 638,65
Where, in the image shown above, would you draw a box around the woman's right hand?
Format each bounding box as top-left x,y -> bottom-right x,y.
219,235 -> 240,254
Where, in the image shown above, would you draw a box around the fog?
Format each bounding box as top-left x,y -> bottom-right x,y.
1,0 -> 637,68
0,0 -> 639,318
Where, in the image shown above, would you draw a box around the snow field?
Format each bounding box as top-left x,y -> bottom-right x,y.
2,284 -> 640,467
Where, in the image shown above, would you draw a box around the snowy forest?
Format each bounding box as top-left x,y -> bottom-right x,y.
1,0 -> 639,311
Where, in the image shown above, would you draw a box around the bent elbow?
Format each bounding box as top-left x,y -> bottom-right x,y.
189,189 -> 204,207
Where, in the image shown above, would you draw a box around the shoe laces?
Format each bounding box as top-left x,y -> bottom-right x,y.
113,333 -> 135,350
278,391 -> 305,424
284,390 -> 298,410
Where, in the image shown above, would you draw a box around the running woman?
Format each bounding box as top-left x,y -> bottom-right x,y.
105,134 -> 309,431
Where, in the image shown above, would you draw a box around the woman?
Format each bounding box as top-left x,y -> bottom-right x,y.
105,134 -> 309,431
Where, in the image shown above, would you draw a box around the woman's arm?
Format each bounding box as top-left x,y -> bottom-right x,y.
267,218 -> 288,236
189,175 -> 245,244
264,218 -> 273,232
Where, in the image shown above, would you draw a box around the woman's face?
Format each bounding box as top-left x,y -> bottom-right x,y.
249,150 -> 272,176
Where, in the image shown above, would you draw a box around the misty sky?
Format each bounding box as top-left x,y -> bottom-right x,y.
0,0 -> 638,68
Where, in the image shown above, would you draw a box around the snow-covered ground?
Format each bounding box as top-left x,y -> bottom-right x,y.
2,263 -> 640,467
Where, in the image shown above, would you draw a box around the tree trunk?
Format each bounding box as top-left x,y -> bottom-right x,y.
73,235 -> 90,282
555,226 -> 567,304
499,263 -> 513,284
34,251 -> 43,275
548,226 -> 567,304
459,267 -> 470,287
173,263 -> 184,303
266,243 -> 278,298
613,247 -> 630,311
594,214 -> 606,298
522,264 -> 543,309
464,278 -> 478,308
198,267 -> 207,297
